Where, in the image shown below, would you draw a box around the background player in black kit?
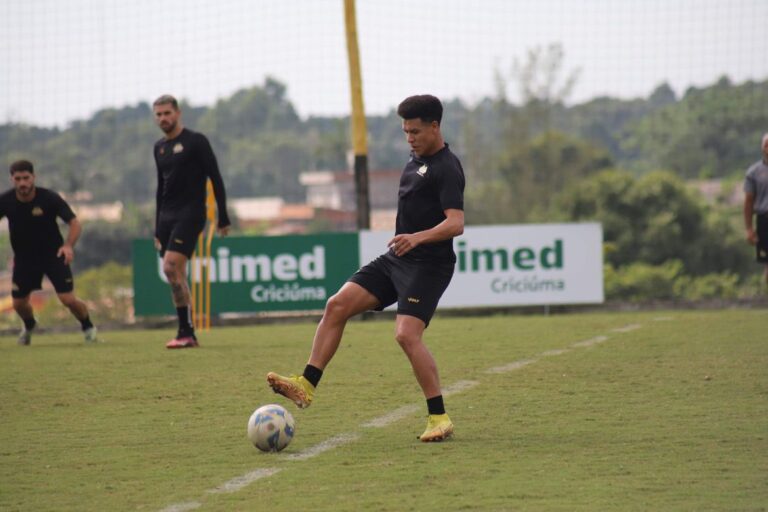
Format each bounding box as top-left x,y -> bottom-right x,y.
152,95 -> 231,349
0,160 -> 100,345
268,95 -> 465,442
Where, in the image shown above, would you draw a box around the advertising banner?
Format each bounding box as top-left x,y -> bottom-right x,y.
132,233 -> 359,316
133,223 -> 602,315
359,223 -> 604,308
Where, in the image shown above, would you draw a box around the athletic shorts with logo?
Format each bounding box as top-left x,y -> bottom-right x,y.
156,217 -> 206,258
348,250 -> 454,327
757,213 -> 768,263
12,256 -> 74,298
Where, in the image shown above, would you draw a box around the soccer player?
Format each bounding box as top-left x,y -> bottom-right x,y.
0,160 -> 100,345
267,95 -> 465,442
152,95 -> 231,349
744,132 -> 768,287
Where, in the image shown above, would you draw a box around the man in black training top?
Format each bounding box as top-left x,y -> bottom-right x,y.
267,95 -> 465,442
0,160 -> 100,345
153,95 -> 230,349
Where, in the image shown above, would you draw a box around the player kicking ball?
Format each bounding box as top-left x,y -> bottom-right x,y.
268,95 -> 464,442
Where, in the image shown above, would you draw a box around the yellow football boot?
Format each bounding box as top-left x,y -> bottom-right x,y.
419,413 -> 454,442
266,372 -> 315,409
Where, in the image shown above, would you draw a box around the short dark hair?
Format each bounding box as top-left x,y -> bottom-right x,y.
397,95 -> 443,124
9,160 -> 34,175
153,94 -> 180,110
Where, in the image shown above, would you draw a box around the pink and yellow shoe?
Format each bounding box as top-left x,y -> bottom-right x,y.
166,335 -> 199,349
266,372 -> 315,408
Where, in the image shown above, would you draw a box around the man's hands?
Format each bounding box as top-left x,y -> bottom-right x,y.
388,233 -> 423,257
57,244 -> 75,264
746,227 -> 758,245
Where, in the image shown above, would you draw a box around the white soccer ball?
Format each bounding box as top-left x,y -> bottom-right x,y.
247,404 -> 295,452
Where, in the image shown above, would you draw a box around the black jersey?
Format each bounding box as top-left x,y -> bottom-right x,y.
154,128 -> 230,234
0,187 -> 76,259
396,143 -> 465,263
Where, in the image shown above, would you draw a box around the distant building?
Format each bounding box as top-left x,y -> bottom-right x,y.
225,169 -> 402,235
300,169 -> 401,231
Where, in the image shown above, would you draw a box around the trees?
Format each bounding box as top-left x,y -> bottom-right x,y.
552,169 -> 753,278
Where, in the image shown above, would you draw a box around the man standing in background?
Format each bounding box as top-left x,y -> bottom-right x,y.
153,95 -> 231,349
0,160 -> 100,345
743,133 -> 768,288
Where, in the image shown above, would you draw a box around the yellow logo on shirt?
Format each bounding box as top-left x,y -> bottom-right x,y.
407,297 -> 420,303
32,207 -> 43,216
173,143 -> 184,154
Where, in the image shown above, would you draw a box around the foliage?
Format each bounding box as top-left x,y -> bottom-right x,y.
621,76 -> 768,178
552,169 -> 752,277
465,131 -> 613,224
35,262 -> 133,326
604,260 -> 683,301
604,261 -> 745,301
75,203 -> 155,270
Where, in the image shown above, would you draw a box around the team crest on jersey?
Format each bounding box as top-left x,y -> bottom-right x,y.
173,143 -> 184,154
417,164 -> 428,177
32,207 -> 43,216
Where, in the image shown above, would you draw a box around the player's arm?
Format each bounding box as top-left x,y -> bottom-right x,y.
388,209 -> 464,257
154,151 -> 163,248
198,134 -> 231,234
58,217 -> 81,265
744,191 -> 757,245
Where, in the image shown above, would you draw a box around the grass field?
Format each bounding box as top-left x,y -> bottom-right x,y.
1,309 -> 766,511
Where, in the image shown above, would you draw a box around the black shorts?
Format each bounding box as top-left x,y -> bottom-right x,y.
156,217 -> 206,258
348,251 -> 454,327
12,256 -> 74,298
757,213 -> 768,263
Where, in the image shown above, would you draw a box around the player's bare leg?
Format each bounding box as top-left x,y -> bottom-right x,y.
267,282 -> 378,407
395,315 -> 441,399
162,250 -> 197,348
58,292 -> 100,343
395,314 -> 453,442
308,282 -> 379,369
13,296 -> 36,345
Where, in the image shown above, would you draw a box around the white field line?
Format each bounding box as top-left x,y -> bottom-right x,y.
159,502 -> 201,512
540,348 -> 571,356
159,321 -> 646,511
571,335 -> 609,348
443,379 -> 481,396
207,468 -> 283,494
284,433 -> 361,461
612,323 -> 642,333
361,404 -> 422,428
485,358 -> 538,374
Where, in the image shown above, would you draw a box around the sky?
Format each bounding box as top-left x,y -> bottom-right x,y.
1,0 -> 767,128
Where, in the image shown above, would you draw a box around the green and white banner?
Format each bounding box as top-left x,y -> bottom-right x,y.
359,223 -> 604,308
133,223 -> 603,316
132,233 -> 358,316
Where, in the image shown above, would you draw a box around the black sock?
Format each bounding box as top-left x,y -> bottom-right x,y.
23,317 -> 36,331
427,395 -> 446,415
302,364 -> 323,388
79,316 -> 94,331
176,306 -> 194,337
